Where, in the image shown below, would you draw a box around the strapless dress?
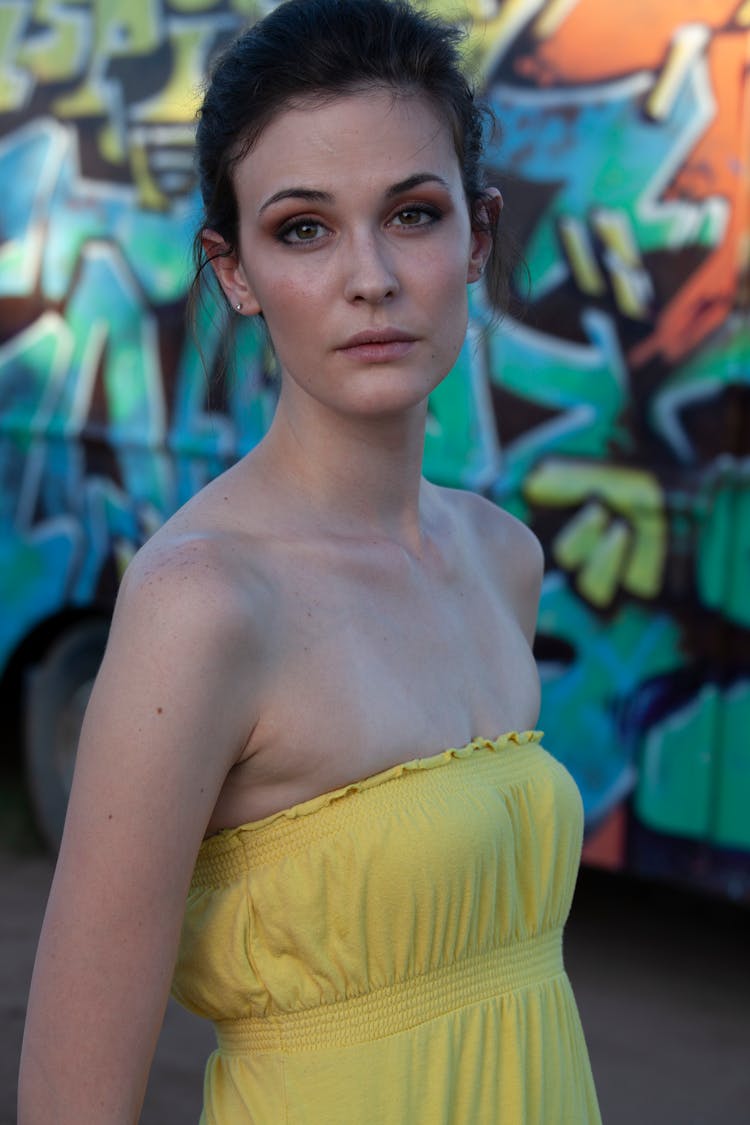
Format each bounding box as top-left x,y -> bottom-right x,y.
171,730 -> 601,1123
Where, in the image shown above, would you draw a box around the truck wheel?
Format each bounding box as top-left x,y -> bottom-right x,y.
24,619 -> 110,852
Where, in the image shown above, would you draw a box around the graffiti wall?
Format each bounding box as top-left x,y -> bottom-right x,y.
1,0 -> 749,895
462,0 -> 750,896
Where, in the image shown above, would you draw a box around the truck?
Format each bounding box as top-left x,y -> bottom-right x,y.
2,0 -> 749,899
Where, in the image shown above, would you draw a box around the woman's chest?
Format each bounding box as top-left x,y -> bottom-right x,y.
245,579 -> 538,791
294,555 -> 531,692
211,544 -> 540,829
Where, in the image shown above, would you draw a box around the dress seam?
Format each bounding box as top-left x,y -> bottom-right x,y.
276,929 -> 563,1014
214,929 -> 564,1054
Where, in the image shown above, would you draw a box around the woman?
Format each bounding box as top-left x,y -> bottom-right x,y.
19,1 -> 601,1121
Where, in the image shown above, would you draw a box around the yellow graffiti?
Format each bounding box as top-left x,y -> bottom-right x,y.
476,0 -> 547,72
53,67 -> 110,120
6,0 -> 227,193
92,0 -> 161,57
645,23 -> 711,121
129,139 -> 170,209
131,18 -> 215,124
51,0 -> 162,121
0,4 -> 31,112
524,459 -> 667,606
733,0 -> 750,27
2,0 -> 273,201
229,0 -> 264,17
428,0 -> 551,74
169,0 -> 223,11
558,216 -> 606,297
98,119 -> 126,164
17,0 -> 88,84
426,0 -> 595,87
558,208 -> 653,317
591,209 -> 652,321
114,506 -> 160,579
532,0 -> 580,41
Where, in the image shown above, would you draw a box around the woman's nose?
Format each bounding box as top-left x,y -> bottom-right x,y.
343,231 -> 400,304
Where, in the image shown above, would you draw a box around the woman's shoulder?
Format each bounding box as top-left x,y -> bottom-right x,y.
113,505 -> 278,664
433,485 -> 544,644
434,484 -> 544,573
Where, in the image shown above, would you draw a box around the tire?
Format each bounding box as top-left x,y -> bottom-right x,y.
24,619 -> 110,852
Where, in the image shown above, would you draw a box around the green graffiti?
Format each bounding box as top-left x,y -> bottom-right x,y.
537,572 -> 684,822
423,322 -> 500,491
697,466 -> 750,630
486,309 -> 631,507
525,458 -> 667,605
636,681 -> 750,849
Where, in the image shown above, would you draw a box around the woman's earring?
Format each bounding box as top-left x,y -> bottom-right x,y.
235,302 -> 242,311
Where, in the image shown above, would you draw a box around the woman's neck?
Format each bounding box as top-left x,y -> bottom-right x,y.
250,393 -> 432,553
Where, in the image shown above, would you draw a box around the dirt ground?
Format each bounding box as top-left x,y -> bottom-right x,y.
3,851 -> 749,1124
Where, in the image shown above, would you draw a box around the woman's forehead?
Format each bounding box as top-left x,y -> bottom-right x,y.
232,90 -> 461,203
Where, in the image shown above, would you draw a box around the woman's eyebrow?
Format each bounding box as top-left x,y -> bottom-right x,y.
258,173 -> 450,215
259,187 -> 332,214
385,173 -> 450,197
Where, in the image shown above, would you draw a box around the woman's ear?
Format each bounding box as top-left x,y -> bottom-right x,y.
467,187 -> 503,284
201,229 -> 262,316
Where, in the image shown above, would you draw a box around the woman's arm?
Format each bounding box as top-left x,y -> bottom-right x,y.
18,538 -> 263,1124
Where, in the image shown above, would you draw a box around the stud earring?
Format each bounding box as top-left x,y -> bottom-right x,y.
235,302 -> 242,311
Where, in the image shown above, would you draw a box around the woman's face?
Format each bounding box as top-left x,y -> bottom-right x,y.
207,90 -> 489,419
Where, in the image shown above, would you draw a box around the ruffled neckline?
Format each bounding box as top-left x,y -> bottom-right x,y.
203,730 -> 543,843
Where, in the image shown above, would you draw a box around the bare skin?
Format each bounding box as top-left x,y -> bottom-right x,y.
18,91 -> 542,1123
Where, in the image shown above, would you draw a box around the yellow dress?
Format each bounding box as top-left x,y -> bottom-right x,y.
172,731 -> 601,1124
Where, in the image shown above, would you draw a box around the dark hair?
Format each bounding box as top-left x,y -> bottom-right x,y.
191,0 -> 509,352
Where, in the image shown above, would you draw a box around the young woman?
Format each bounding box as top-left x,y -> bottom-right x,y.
19,1 -> 601,1121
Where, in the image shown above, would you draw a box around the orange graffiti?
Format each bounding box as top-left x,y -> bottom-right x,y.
512,0 -> 750,367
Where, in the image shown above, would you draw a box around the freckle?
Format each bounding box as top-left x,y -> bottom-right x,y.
156,707 -> 163,714
108,814 -> 113,820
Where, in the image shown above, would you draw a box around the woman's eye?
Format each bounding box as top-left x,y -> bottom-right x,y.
391,207 -> 437,228
279,220 -> 325,244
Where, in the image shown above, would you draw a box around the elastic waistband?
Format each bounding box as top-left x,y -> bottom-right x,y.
214,928 -> 564,1054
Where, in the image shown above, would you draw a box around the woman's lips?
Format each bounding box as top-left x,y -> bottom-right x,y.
337,329 -> 417,363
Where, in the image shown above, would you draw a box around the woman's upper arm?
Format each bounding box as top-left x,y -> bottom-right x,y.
18,542 -> 261,1124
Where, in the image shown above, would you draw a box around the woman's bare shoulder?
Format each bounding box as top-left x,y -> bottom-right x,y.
116,512 -> 276,644
436,485 -> 544,571
95,512 -> 283,771
435,485 -> 544,643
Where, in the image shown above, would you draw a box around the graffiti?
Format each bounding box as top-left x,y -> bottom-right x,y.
535,571 -> 684,823
0,0 -> 261,206
1,0 -> 750,895
494,0 -> 750,367
525,459 -> 667,606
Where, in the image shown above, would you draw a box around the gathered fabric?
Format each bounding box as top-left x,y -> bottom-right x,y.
172,731 -> 602,1124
